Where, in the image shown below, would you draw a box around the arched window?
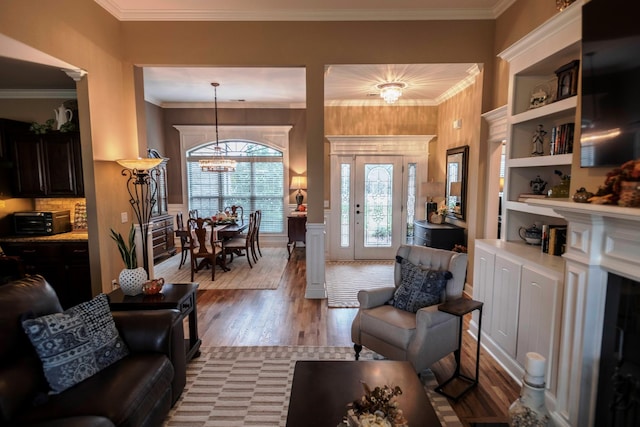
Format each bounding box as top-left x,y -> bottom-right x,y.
186,140 -> 284,233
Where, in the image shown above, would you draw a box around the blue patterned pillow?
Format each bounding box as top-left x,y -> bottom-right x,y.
22,294 -> 129,393
388,256 -> 452,313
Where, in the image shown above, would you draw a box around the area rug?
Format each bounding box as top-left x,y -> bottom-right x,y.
163,346 -> 462,427
325,261 -> 395,308
154,247 -> 288,290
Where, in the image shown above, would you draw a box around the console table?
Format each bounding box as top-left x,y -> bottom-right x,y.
108,282 -> 201,361
413,219 -> 465,250
287,215 -> 306,259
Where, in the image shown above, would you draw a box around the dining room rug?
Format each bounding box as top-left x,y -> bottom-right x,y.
153,246 -> 288,290
163,346 -> 462,427
325,260 -> 395,308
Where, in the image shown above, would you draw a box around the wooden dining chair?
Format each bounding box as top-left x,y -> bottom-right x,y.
187,217 -> 225,281
188,209 -> 199,219
175,212 -> 190,269
224,205 -> 244,224
223,212 -> 257,268
254,209 -> 262,256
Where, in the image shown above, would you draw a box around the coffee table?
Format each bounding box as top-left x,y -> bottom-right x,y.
286,360 -> 440,427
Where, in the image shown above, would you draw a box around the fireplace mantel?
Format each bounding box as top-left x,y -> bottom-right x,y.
528,198 -> 640,426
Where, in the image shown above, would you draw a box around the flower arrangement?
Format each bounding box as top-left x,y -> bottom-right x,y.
338,383 -> 407,427
452,244 -> 468,253
590,159 -> 640,205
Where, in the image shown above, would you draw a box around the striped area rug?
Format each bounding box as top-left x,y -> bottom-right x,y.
325,261 -> 395,308
164,346 -> 462,427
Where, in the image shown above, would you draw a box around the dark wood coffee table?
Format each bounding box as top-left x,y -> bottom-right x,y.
286,360 -> 440,427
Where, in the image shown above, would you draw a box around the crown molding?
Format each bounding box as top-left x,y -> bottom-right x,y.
0,89 -> 77,99
94,0 -> 504,21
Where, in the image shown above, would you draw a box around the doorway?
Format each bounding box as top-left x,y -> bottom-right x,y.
353,156 -> 403,259
328,135 -> 432,261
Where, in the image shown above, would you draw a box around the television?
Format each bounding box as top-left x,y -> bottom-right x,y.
580,0 -> 640,168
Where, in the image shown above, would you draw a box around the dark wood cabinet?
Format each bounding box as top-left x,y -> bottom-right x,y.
0,119 -> 30,198
1,240 -> 91,309
151,213 -> 176,263
11,131 -> 83,197
287,215 -> 306,259
413,220 -> 465,251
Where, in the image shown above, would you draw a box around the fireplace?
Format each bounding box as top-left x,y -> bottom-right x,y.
596,274 -> 640,426
528,199 -> 640,427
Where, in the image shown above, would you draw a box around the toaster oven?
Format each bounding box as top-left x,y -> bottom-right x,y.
13,210 -> 72,236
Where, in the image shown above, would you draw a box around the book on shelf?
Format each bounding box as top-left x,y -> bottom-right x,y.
518,193 -> 548,202
542,225 -> 567,255
549,123 -> 575,155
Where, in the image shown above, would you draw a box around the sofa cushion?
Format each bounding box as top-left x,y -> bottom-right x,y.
21,294 -> 129,393
388,256 -> 452,313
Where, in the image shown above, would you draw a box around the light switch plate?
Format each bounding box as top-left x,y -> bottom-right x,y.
120,212 -> 128,223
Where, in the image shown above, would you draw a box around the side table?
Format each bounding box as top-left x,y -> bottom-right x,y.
287,215 -> 306,259
108,282 -> 201,361
435,298 -> 483,401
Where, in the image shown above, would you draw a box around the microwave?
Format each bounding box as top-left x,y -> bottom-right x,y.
13,210 -> 72,236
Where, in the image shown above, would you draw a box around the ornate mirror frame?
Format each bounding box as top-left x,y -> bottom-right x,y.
445,145 -> 469,221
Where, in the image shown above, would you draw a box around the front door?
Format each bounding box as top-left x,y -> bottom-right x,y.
353,156 -> 403,259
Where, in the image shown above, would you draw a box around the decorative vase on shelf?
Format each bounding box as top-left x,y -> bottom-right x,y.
118,267 -> 147,296
508,352 -> 550,427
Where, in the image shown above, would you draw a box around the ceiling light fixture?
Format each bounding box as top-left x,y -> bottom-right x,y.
199,82 -> 237,172
377,82 -> 406,104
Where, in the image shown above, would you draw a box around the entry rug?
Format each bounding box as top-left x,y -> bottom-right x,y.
325,260 -> 395,308
163,346 -> 462,427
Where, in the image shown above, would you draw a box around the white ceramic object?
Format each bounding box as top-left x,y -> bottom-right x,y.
118,267 -> 147,296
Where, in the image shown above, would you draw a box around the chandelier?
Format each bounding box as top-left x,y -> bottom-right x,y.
199,82 -> 237,172
377,82 -> 406,104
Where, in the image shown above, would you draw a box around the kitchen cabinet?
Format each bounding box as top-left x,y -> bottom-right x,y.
0,119 -> 30,198
471,239 -> 564,393
11,131 -> 83,197
413,220 -> 465,250
1,240 -> 91,309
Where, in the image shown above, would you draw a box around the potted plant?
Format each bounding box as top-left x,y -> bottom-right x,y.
110,225 -> 147,296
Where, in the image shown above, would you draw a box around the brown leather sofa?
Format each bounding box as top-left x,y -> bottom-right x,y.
0,275 -> 187,427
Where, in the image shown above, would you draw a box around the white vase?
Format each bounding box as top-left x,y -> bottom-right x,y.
509,352 -> 550,426
118,267 -> 147,296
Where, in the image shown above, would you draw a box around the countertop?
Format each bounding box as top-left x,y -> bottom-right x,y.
0,231 -> 89,243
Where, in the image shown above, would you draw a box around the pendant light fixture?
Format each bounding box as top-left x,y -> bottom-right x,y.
199,82 -> 237,172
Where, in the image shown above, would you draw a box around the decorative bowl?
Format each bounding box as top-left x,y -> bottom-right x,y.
142,278 -> 165,295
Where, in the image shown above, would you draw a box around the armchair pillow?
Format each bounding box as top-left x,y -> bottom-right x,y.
388,255 -> 452,313
21,294 -> 129,393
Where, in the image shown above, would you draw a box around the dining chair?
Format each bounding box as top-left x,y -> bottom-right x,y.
253,210 -> 263,258
187,217 -> 225,281
188,209 -> 199,219
175,212 -> 190,269
224,205 -> 244,224
223,212 -> 257,268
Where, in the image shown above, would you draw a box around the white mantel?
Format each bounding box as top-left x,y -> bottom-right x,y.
528,198 -> 640,427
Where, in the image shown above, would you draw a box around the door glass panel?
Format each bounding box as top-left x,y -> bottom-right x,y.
340,163 -> 351,247
363,164 -> 393,247
406,163 -> 416,241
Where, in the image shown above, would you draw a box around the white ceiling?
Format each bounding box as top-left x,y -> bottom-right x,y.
1,1 -> 509,107
97,0 -> 509,107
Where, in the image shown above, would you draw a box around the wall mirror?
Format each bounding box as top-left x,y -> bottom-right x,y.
446,145 -> 469,221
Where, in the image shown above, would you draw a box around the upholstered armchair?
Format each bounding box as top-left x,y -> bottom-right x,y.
351,244 -> 468,374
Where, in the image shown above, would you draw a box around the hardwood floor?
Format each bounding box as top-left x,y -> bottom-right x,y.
193,246 -> 520,426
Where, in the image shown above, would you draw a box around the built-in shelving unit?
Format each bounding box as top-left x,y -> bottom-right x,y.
499,4 -> 582,251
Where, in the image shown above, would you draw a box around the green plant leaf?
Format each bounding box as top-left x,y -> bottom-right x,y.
110,224 -> 137,269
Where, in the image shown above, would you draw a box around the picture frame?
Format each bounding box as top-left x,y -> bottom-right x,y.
555,60 -> 580,101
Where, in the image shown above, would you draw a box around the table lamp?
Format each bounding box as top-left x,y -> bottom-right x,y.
291,175 -> 307,210
422,181 -> 444,222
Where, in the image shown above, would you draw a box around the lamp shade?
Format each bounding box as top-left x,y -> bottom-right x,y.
422,181 -> 445,200
116,158 -> 163,171
291,175 -> 307,190
450,181 -> 463,197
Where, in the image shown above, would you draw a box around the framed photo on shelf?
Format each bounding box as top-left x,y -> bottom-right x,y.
555,60 -> 580,100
